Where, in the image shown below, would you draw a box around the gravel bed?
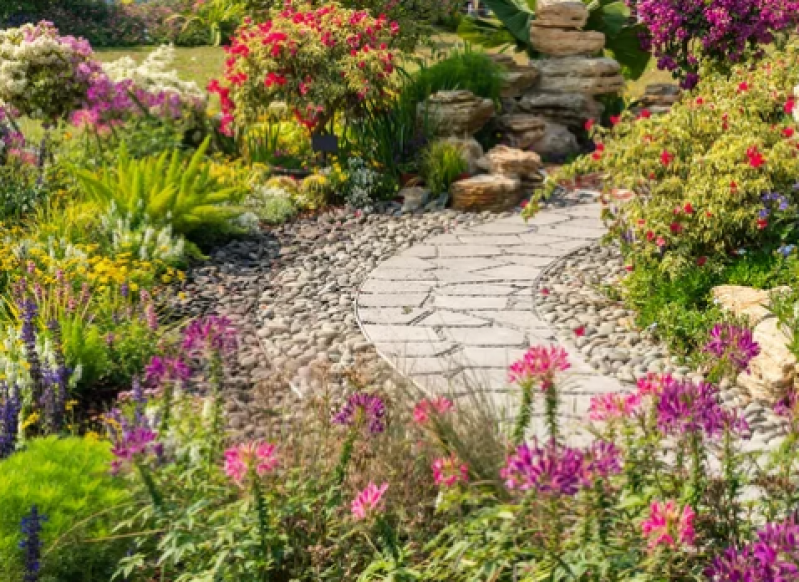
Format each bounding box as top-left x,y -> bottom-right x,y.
173,204 -> 493,440
535,242 -> 788,449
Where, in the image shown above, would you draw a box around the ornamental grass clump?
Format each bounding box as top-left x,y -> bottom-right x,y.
537,42 -> 799,277
208,3 -> 404,136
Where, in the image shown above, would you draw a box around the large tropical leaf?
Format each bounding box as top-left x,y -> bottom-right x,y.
456,17 -> 525,53
480,0 -> 535,45
585,0 -> 629,37
604,23 -> 651,81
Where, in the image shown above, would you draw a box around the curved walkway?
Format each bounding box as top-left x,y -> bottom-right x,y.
355,197 -> 625,443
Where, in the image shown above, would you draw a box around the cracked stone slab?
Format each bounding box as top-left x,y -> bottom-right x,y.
358,307 -> 430,325
353,196 -> 629,444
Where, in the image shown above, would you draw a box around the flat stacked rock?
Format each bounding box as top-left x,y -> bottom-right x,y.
477,144 -> 544,193
536,57 -> 625,95
515,92 -> 603,129
441,137 -> 484,174
635,83 -> 681,115
451,174 -> 523,212
418,90 -> 495,138
496,113 -> 547,149
489,53 -> 539,99
530,1 -> 605,57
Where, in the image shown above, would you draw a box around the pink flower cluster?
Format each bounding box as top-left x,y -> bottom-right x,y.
508,346 -> 570,390
641,499 -> 696,550
351,481 -> 389,520
589,392 -> 642,421
432,455 -> 469,488
224,441 -> 279,485
413,396 -> 453,425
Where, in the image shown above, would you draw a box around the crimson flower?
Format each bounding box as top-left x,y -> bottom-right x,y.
757,218 -> 768,229
697,256 -> 707,266
738,81 -> 749,92
784,127 -> 795,138
684,202 -> 694,214
591,152 -> 602,161
610,115 -> 621,125
660,150 -> 674,166
584,119 -> 595,131
746,146 -> 765,168
670,222 -> 682,234
785,99 -> 795,115
574,326 -> 586,337
638,109 -> 651,119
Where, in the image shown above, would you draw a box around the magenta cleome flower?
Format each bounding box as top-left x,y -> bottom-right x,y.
224,441 -> 279,485
706,518 -> 799,580
641,499 -> 696,550
432,455 -> 469,488
584,440 -> 623,481
589,392 -> 642,421
333,392 -> 386,434
144,356 -> 191,387
110,427 -> 162,475
637,372 -> 673,396
656,379 -> 728,438
351,482 -> 389,520
500,440 -> 586,496
508,346 -> 570,390
413,396 -> 454,425
182,316 -> 238,357
705,324 -> 760,374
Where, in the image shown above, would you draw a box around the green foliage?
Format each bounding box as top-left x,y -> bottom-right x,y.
458,0 -> 651,79
0,165 -> 48,220
406,48 -> 506,104
75,138 -> 245,242
246,185 -> 298,224
420,141 -> 469,196
547,43 -> 799,278
0,437 -> 130,582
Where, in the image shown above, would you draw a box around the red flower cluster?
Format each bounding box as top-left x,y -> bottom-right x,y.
746,146 -> 765,168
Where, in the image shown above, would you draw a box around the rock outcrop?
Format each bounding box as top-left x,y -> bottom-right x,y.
418,90 -> 495,138
451,174 -> 523,213
496,114 -> 547,149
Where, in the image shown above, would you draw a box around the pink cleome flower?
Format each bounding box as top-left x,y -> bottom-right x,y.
641,499 -> 696,550
432,455 -> 469,488
508,346 -> 570,390
589,392 -> 642,421
351,481 -> 389,520
413,397 -> 454,425
224,441 -> 279,485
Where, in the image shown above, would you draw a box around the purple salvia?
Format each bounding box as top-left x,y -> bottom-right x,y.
19,505 -> 47,582
0,383 -> 21,459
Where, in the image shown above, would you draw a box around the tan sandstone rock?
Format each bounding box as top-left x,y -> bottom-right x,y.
711,285 -> 785,326
451,174 -> 523,212
530,26 -> 605,57
441,137 -> 484,174
418,90 -> 495,138
501,68 -> 539,99
496,114 -> 547,149
737,318 -> 796,403
535,57 -> 625,95
535,1 -> 589,28
517,92 -> 603,128
476,145 -> 541,178
711,285 -> 795,402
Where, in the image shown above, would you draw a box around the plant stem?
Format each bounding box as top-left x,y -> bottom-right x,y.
136,462 -> 162,509
544,385 -> 559,444
513,383 -> 533,446
253,478 -> 271,581
328,427 -> 358,510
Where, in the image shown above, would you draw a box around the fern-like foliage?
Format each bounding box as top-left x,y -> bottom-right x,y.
76,138 -> 245,240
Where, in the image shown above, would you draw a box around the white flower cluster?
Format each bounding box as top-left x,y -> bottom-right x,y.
344,157 -> 380,208
0,324 -> 82,393
99,205 -> 186,263
104,45 -> 206,107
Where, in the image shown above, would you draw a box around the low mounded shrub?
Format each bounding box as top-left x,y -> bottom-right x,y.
0,436 -> 130,582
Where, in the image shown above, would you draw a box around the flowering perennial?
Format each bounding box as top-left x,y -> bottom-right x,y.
501,440 -> 587,496
656,378 -> 728,438
704,323 -> 761,374
588,392 -> 642,421
641,499 -> 696,550
413,396 -> 454,425
223,441 -> 279,485
706,519 -> 799,580
333,392 -> 386,434
508,346 -> 570,390
432,455 -> 469,488
351,481 -> 389,520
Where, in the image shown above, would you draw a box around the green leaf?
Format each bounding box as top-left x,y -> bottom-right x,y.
605,24 -> 652,81
480,0 -> 535,45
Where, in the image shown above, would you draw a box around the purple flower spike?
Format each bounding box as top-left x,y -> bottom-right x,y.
332,392 -> 386,435
657,379 -> 729,438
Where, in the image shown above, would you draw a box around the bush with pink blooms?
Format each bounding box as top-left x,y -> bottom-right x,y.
208,3 -> 404,136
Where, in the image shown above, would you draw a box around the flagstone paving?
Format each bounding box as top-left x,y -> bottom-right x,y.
355,197 -> 627,443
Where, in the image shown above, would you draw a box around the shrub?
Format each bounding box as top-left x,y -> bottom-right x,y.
537,43 -> 799,277
0,21 -> 102,122
75,138 -> 245,243
246,185 -> 297,224
420,141 -> 468,196
638,0 -> 799,88
208,3 -> 404,136
0,436 -> 130,582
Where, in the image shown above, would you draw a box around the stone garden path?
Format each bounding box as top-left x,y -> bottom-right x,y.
355,198 -> 626,443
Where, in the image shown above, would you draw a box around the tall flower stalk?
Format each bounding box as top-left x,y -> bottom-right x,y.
19,505 -> 47,582
0,382 -> 21,459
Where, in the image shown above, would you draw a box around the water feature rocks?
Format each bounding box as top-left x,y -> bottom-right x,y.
496,113 -> 547,149
451,174 -> 523,212
530,26 -> 605,57
476,145 -> 541,178
418,90 -> 495,138
535,57 -> 625,95
517,92 -> 603,129
442,137 -> 484,174
529,121 -> 580,158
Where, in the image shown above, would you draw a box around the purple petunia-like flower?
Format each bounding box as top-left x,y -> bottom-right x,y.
332,392 -> 386,434
500,440 -> 587,496
656,378 -> 732,438
705,324 -> 760,374
706,518 -> 799,580
182,316 -> 238,356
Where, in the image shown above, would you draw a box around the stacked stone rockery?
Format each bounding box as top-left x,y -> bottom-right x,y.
504,0 -> 624,158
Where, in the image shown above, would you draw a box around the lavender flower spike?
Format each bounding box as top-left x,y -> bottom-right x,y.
19,505 -> 47,582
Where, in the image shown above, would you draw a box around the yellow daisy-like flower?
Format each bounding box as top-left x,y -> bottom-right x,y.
21,412 -> 40,430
